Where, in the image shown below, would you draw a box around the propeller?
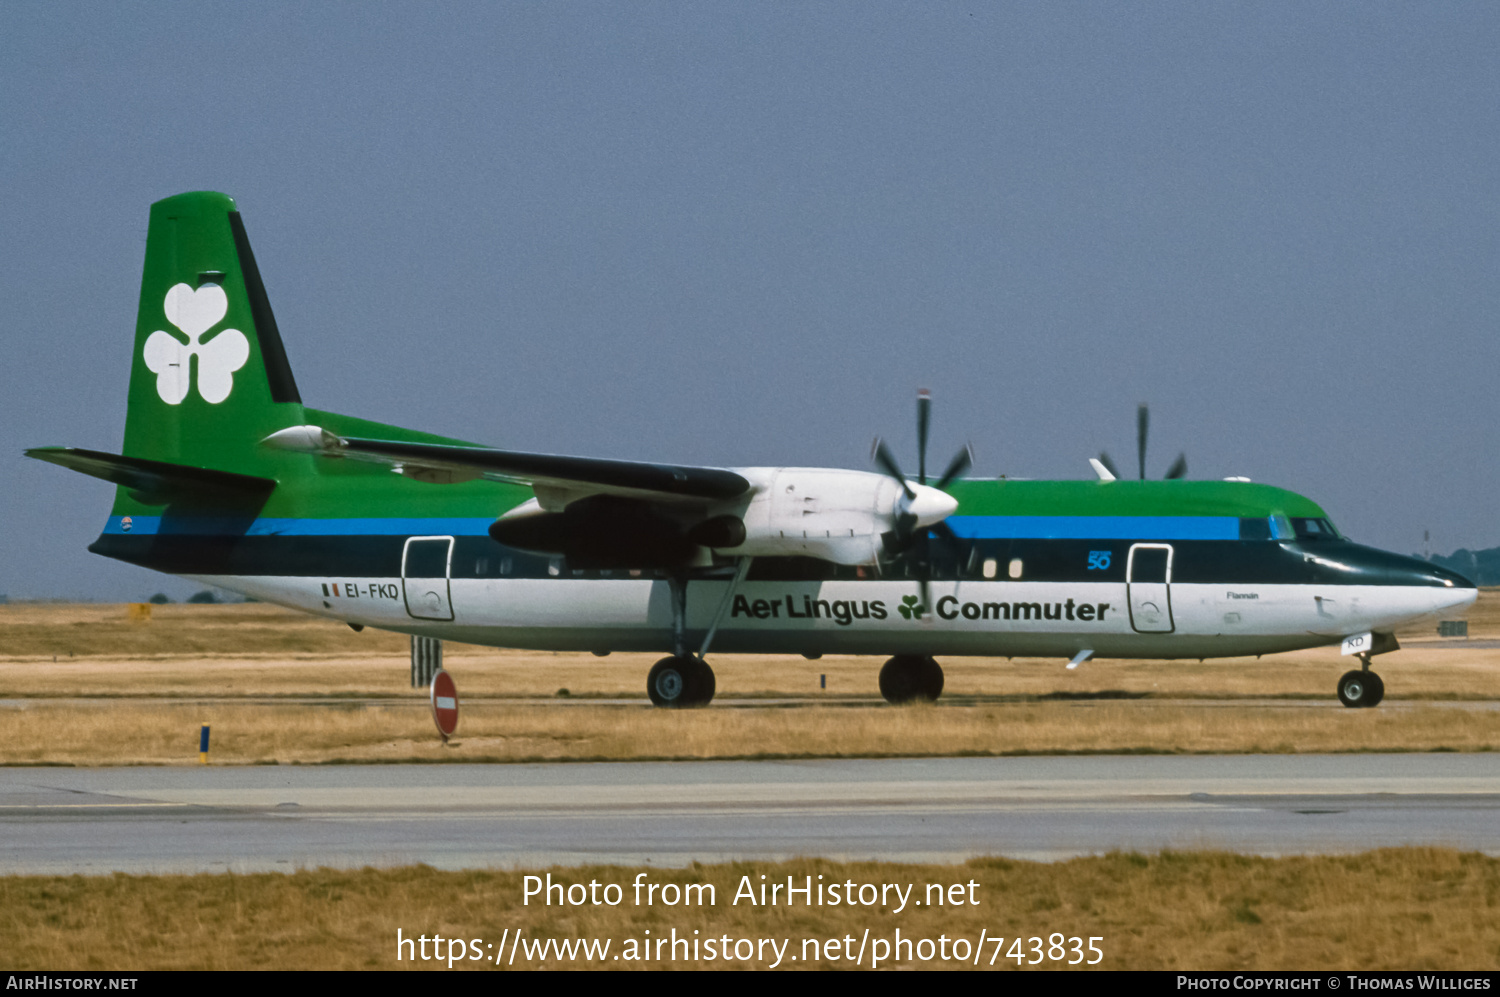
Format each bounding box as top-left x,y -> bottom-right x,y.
1098,404 -> 1186,481
871,389 -> 971,610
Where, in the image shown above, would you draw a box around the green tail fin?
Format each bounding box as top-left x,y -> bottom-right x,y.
123,191 -> 305,474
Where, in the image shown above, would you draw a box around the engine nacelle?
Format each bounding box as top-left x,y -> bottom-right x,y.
718,468 -> 952,565
489,494 -> 697,568
488,467 -> 957,569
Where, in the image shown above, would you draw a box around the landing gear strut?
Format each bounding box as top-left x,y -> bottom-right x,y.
879,654 -> 944,704
1337,653 -> 1385,708
648,572 -> 716,707
646,563 -> 748,709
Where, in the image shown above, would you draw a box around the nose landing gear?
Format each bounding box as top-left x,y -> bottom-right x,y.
1337,653 -> 1385,708
879,654 -> 944,704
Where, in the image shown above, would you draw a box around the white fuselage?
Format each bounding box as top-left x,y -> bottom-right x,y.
189,572 -> 1476,661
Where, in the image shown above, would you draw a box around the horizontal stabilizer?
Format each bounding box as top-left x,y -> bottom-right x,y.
261,425 -> 750,504
26,447 -> 277,504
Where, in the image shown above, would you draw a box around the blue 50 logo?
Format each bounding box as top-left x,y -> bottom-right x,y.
1087,551 -> 1112,571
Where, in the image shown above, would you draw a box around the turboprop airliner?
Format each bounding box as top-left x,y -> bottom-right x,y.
27,192 -> 1476,709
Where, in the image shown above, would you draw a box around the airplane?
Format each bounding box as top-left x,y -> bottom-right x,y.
26,192 -> 1477,710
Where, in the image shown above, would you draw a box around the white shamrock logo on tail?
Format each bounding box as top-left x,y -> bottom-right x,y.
142,283 -> 250,404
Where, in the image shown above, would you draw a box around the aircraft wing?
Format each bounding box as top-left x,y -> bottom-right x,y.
261,425 -> 751,506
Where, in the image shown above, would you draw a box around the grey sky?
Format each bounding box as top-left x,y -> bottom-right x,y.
3,3 -> 1497,600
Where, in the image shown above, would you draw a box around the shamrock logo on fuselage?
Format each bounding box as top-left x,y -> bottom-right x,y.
897,594 -> 927,620
142,283 -> 250,404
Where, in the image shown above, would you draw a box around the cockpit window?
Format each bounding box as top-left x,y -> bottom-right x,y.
1291,517 -> 1341,541
1238,517 -> 1272,541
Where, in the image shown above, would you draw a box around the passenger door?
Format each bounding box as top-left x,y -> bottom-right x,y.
402,536 -> 455,621
1127,543 -> 1174,634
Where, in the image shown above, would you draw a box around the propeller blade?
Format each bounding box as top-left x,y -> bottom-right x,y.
1097,451 -> 1120,479
933,445 -> 972,492
916,389 -> 931,485
929,519 -> 965,558
875,391 -> 969,612
1136,404 -> 1149,481
929,519 -> 969,581
1164,452 -> 1187,480
871,438 -> 915,499
913,527 -> 932,614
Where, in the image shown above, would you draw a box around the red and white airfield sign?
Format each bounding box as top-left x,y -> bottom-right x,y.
430,669 -> 459,741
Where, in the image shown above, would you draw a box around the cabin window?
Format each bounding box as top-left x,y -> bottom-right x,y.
548,558 -> 561,577
1008,558 -> 1023,579
475,557 -> 488,576
983,558 -> 998,579
500,557 -> 513,576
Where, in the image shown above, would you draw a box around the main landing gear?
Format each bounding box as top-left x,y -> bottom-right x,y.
647,572 -> 716,707
879,654 -> 944,704
645,560 -> 748,709
1337,653 -> 1385,709
647,655 -> 717,708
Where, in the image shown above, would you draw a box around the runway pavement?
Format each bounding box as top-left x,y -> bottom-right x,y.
3,754 -> 1498,874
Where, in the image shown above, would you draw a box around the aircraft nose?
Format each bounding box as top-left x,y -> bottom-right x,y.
1448,584 -> 1479,614
906,483 -> 959,527
1386,555 -> 1477,618
1431,563 -> 1478,590
1429,563 -> 1479,613
1308,545 -> 1477,590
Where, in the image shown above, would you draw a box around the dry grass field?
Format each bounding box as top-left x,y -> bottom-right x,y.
1,595 -> 1498,764
3,851 -> 1498,970
7,698 -> 1500,766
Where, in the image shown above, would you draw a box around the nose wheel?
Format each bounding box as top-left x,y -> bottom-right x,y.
879,654 -> 944,704
647,655 -> 716,708
1337,655 -> 1385,708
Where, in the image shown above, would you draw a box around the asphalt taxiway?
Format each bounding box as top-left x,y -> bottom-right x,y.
3,754 -> 1498,874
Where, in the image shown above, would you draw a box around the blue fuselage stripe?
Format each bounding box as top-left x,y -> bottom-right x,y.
946,516 -> 1241,541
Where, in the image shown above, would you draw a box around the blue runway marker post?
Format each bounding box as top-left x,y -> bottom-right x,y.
198,724 -> 210,764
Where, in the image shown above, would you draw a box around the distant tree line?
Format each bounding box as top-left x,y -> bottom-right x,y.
147,590 -> 224,604
1427,547 -> 1500,587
